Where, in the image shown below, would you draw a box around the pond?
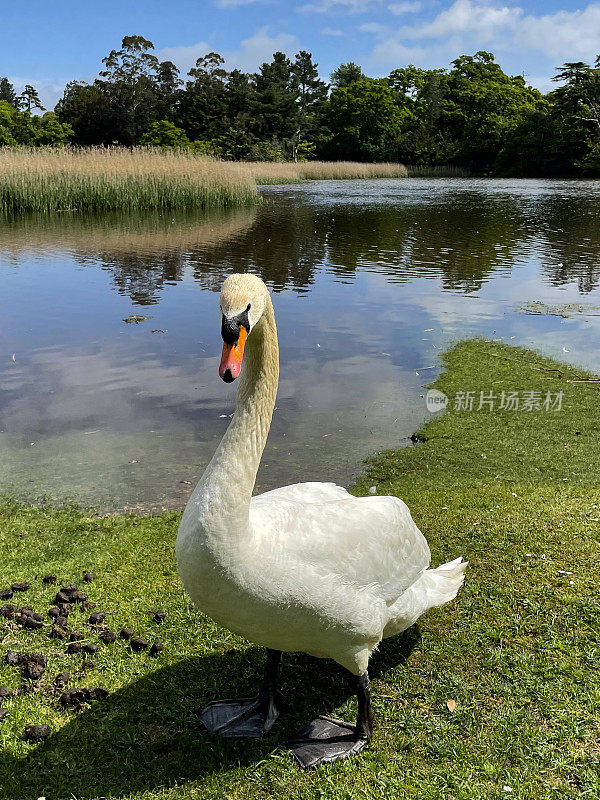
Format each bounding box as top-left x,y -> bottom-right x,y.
2,178 -> 600,512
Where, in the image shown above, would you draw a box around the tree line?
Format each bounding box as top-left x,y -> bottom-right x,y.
1,35 -> 599,176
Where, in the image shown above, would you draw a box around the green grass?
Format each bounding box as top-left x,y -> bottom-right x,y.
1,339 -> 600,799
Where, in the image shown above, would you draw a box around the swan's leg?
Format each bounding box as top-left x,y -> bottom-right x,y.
287,670 -> 373,769
199,649 -> 283,738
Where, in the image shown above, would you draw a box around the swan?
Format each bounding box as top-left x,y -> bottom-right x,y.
176,273 -> 467,769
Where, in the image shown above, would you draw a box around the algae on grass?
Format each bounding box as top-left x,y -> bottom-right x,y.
1,340 -> 600,800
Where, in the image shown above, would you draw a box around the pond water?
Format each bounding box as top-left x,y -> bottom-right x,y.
2,178 -> 600,512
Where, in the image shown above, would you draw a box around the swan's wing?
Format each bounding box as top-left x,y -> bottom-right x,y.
249,488 -> 430,604
253,481 -> 352,505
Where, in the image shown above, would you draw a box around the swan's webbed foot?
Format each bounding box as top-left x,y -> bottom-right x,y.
287,716 -> 369,768
199,691 -> 281,737
199,649 -> 282,739
287,671 -> 373,769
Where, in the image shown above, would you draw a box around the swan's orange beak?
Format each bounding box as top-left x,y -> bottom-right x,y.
219,325 -> 247,383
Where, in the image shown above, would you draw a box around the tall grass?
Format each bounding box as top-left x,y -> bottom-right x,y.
406,164 -> 470,177
0,147 -> 259,213
242,159 -> 408,184
0,148 -> 414,214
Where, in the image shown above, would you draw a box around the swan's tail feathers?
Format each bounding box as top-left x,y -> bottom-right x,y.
383,556 -> 468,639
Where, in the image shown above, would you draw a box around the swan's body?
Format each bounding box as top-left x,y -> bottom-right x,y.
176,273 -> 466,766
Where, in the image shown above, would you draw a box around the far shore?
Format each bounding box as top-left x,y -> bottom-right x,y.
0,146 -> 470,214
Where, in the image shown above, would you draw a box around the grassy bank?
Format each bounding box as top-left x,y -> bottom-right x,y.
0,148 -> 259,213
1,340 -> 599,799
0,148 -> 409,213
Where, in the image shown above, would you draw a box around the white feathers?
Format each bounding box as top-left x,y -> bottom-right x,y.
176,274 -> 467,677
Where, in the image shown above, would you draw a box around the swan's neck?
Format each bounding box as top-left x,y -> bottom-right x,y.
193,297 -> 279,540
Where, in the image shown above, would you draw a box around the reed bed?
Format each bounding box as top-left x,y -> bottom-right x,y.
406,164 -> 470,177
0,148 -> 415,214
242,159 -> 408,184
0,147 -> 259,213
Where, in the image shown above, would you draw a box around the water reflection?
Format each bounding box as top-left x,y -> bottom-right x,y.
0,208 -> 258,304
2,178 -> 600,511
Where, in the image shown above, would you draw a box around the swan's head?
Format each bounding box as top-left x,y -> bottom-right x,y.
218,273 -> 268,383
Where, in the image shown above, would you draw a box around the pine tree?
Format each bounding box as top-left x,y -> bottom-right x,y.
18,85 -> 45,112
0,77 -> 18,108
291,51 -> 328,160
253,52 -> 297,146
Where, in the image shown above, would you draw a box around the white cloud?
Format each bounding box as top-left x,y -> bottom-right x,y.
215,0 -> 262,6
406,0 -> 517,41
226,28 -> 300,70
321,27 -> 344,35
367,1 -> 600,68
388,1 -> 421,14
156,41 -> 212,74
158,28 -> 299,76
371,38 -> 425,62
359,22 -> 389,33
392,0 -> 600,61
299,0 -> 380,14
525,74 -> 559,94
517,5 -> 600,59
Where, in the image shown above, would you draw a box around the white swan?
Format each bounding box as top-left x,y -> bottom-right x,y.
176,273 -> 466,768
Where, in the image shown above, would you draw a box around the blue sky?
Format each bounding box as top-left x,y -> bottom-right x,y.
2,0 -> 600,109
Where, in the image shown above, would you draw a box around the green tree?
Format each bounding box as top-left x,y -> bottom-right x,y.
387,66 -> 444,163
177,52 -> 228,141
140,119 -> 191,148
97,35 -> 162,145
17,84 -> 45,112
0,99 -> 17,144
324,79 -> 404,161
290,50 -> 328,160
253,52 -> 297,144
57,35 -> 181,146
330,62 -> 364,88
0,78 -> 18,108
442,52 -> 544,171
549,59 -> 600,174
155,60 -> 183,119
56,81 -> 113,145
33,112 -> 73,145
0,101 -> 72,146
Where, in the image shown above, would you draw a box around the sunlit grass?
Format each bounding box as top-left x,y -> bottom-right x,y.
242,159 -> 408,184
0,149 -> 411,212
0,147 -> 259,213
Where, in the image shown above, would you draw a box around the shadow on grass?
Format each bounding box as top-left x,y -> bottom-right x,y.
4,628 -> 419,799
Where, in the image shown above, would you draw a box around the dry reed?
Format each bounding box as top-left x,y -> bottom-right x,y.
240,160 -> 408,184
0,148 -> 412,214
406,164 -> 469,177
0,147 -> 259,213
